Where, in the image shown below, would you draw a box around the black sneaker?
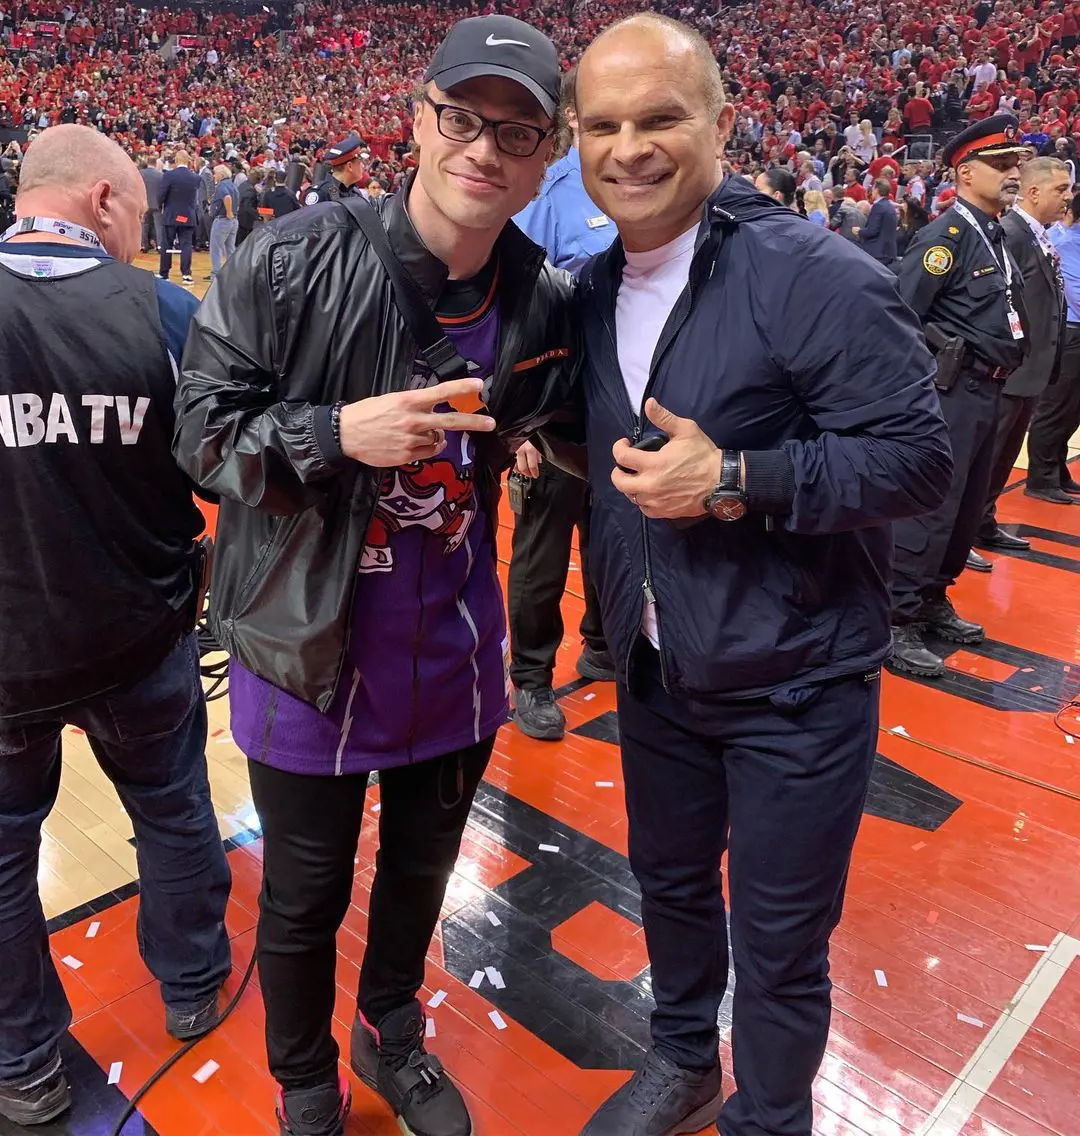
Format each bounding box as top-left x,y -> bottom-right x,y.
919,597 -> 984,644
576,645 -> 616,682
975,527 -> 1030,551
580,1047 -> 722,1135
276,1075 -> 351,1136
351,1003 -> 472,1136
512,686 -> 566,741
887,624 -> 945,678
1024,487 -> 1074,505
0,1052 -> 72,1126
165,989 -> 221,1041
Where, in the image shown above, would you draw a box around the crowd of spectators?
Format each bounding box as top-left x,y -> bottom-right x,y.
3,0 -> 1080,240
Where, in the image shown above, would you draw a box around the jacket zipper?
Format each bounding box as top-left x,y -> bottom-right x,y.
596,239 -> 713,692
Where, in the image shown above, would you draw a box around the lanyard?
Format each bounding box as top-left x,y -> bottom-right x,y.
952,200 -> 1012,292
0,216 -> 104,250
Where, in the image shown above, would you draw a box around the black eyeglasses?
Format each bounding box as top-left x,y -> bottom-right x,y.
423,95 -> 552,158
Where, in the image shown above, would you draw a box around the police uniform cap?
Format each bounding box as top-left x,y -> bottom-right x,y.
942,114 -> 1031,169
325,133 -> 364,167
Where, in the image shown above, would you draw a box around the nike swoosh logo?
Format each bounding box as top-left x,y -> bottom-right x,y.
486,34 -> 530,47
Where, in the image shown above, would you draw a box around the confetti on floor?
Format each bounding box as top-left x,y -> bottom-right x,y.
595,781 -> 615,788
912,842 -> 927,852
1026,944 -> 1050,952
891,725 -> 910,737
874,970 -> 888,988
371,802 -> 381,813
107,1062 -> 122,1086
957,1013 -> 985,1028
1066,735 -> 1075,745
427,990 -> 447,1009
485,966 -> 506,990
486,911 -> 501,927
426,1017 -> 436,1038
488,1010 -> 507,1031
61,956 -> 83,971
584,693 -> 596,702
193,1060 -> 220,1084
86,921 -> 101,939
469,970 -> 484,989
926,910 -> 939,925
538,843 -> 560,853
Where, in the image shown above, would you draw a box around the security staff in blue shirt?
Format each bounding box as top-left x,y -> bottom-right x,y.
1027,193 -> 1080,499
506,66 -> 617,741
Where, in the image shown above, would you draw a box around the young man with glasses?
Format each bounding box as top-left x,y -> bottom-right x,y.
174,15 -> 575,1136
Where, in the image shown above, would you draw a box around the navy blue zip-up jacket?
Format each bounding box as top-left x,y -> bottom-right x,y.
578,176 -> 953,701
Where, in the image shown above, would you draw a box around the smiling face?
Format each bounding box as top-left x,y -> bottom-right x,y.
410,75 -> 553,236
576,23 -> 733,253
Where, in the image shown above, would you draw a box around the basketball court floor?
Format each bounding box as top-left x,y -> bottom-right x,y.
9,252 -> 1080,1135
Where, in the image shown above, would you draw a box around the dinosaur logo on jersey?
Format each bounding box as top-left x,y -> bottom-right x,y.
359,456 -> 477,574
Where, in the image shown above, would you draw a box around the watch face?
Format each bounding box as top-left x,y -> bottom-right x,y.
710,494 -> 747,521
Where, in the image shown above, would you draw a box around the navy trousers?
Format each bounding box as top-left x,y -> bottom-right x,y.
617,645 -> 879,1136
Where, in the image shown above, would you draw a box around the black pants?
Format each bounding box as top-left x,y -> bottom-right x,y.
159,222 -> 194,278
891,371 -> 1001,621
140,208 -> 163,252
1027,326 -> 1080,492
507,464 -> 605,690
248,738 -> 493,1091
979,392 -> 1037,537
619,645 -> 878,1136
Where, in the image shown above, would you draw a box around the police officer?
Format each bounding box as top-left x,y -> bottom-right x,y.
889,115 -> 1031,678
303,133 -> 367,205
508,65 -> 617,741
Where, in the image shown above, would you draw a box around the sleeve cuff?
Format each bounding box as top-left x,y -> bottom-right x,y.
312,404 -> 346,467
742,449 -> 796,516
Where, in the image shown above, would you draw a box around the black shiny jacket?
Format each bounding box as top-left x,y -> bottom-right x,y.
173,189 -> 579,711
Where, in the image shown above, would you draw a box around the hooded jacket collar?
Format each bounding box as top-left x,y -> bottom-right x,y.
378,173 -> 546,306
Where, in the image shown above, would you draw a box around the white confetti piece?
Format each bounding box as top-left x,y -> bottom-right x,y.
1066,735 -> 1075,745
911,842 -> 927,852
86,921 -> 101,939
874,970 -> 888,988
595,780 -> 615,788
583,692 -> 596,702
192,1060 -> 219,1084
469,970 -> 485,988
891,725 -> 910,737
425,1016 -> 436,1038
485,966 -> 506,990
61,955 -> 83,971
538,843 -> 560,853
486,911 -> 502,927
1025,944 -> 1050,952
427,990 -> 447,1009
107,1062 -> 123,1086
371,802 -> 382,812
957,1013 -> 985,1028
488,1010 -> 507,1031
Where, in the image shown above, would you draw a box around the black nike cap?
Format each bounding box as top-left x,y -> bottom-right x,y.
424,15 -> 561,118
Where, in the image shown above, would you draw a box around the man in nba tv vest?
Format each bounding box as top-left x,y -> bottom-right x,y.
0,125 -> 231,1128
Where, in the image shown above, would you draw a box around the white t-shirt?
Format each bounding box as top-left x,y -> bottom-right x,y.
615,223 -> 698,647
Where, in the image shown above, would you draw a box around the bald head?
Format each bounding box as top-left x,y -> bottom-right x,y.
13,125 -> 146,263
18,125 -> 140,197
581,13 -> 724,118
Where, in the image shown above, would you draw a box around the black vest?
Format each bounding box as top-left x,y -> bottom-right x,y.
0,253 -> 203,717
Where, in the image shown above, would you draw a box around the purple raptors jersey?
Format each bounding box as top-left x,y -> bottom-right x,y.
229,271 -> 508,775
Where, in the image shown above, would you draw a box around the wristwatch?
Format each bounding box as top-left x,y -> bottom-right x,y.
703,450 -> 747,521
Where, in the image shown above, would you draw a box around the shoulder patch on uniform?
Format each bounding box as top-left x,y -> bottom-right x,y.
948,225 -> 960,235
304,190 -> 320,206
923,245 -> 954,275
